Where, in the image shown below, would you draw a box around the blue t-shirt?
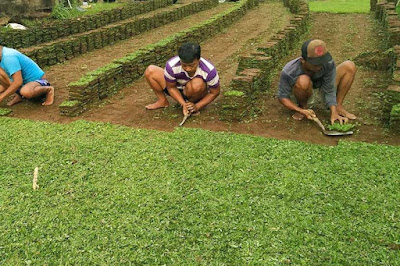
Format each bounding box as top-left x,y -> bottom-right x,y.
0,47 -> 44,85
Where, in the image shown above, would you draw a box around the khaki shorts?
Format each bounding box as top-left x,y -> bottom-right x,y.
290,88 -> 326,108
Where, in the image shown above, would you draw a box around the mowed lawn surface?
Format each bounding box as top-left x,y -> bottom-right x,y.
1,118 -> 399,264
309,0 -> 370,13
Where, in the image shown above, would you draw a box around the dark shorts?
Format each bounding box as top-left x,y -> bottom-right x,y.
16,79 -> 51,98
163,87 -> 188,101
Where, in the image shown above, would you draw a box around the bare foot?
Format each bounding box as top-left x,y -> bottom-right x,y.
145,101 -> 169,110
337,107 -> 357,120
292,112 -> 304,121
42,87 -> 54,106
7,95 -> 22,106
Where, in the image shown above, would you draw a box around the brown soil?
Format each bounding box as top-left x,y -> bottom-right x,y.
3,5 -> 400,146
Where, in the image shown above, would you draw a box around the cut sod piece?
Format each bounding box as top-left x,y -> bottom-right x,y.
0,108 -> 12,116
327,122 -> 356,132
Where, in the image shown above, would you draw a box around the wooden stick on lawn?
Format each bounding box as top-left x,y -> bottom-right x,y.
33,167 -> 39,190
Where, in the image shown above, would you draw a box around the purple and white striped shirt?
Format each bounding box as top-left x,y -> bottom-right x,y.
164,56 -> 220,89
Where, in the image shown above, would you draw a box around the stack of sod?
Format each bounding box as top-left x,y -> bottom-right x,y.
390,104 -> 400,133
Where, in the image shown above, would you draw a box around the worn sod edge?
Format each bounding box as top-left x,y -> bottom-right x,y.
0,108 -> 12,116
220,0 -> 310,122
59,0 -> 259,117
22,0 -> 217,68
372,0 -> 400,132
390,103 -> 400,132
0,0 -> 173,49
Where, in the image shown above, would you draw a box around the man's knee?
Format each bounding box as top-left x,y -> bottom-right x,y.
294,75 -> 312,91
186,78 -> 206,94
340,60 -> 357,75
144,65 -> 158,78
19,86 -> 35,98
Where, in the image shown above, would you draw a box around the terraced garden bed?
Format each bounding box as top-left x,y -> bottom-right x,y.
0,0 -> 173,49
21,0 -> 218,68
59,0 -> 259,116
1,0 -> 398,146
220,0 -> 309,121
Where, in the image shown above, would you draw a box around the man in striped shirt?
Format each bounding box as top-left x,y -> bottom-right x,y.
145,42 -> 220,116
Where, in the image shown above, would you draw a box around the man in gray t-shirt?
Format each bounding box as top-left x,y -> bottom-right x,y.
277,39 -> 356,124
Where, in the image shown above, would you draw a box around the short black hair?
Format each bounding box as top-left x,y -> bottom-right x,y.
178,43 -> 201,63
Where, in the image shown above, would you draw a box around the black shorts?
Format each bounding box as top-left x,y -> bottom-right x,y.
16,79 -> 51,101
163,87 -> 188,101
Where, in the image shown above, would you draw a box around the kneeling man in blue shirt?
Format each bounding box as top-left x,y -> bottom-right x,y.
0,45 -> 54,106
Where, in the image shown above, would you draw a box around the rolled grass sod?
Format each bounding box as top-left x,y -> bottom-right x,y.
0,117 -> 399,264
308,0 -> 370,14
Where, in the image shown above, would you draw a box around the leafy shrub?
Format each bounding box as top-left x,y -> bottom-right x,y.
51,4 -> 75,19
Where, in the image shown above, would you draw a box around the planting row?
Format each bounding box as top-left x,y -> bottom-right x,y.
59,0 -> 260,116
0,0 -> 173,49
372,0 -> 400,132
219,0 -> 310,121
21,0 -> 218,68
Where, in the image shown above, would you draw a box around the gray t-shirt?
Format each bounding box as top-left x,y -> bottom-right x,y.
277,57 -> 337,108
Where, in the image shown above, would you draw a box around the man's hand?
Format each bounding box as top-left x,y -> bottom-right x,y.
182,104 -> 190,116
301,109 -> 316,120
185,102 -> 198,114
330,113 -> 348,125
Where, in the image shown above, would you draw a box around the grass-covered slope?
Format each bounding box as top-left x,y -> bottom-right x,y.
309,0 -> 369,13
0,118 -> 399,264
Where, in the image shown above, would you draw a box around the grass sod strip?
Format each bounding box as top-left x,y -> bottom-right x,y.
220,0 -> 309,121
0,108 -> 12,116
308,0 -> 370,14
22,0 -> 219,68
0,117 -> 400,264
327,122 -> 356,132
390,103 -> 400,132
60,0 -> 259,116
0,0 -> 174,49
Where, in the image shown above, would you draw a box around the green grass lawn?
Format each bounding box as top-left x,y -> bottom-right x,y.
1,118 -> 400,264
308,0 -> 370,13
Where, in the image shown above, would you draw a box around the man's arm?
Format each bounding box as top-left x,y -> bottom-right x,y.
320,63 -> 346,124
186,86 -> 220,113
0,70 -> 22,103
166,81 -> 189,115
0,67 -> 11,88
277,71 -> 315,120
278,97 -> 315,120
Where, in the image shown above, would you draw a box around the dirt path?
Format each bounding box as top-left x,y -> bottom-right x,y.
4,6 -> 400,146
